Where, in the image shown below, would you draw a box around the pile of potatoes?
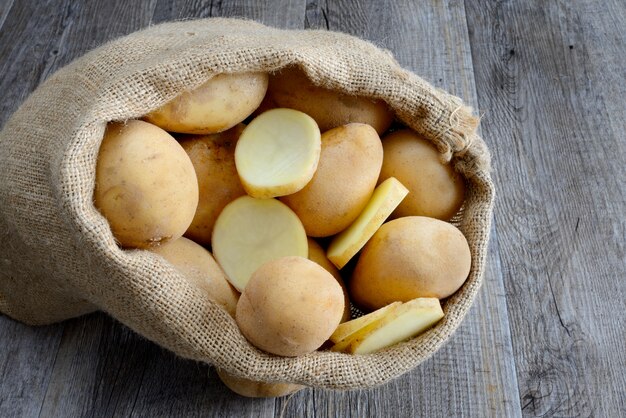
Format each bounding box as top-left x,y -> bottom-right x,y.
94,67 -> 471,398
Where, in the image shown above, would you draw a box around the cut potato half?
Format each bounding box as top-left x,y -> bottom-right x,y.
327,177 -> 408,269
329,301 -> 401,343
212,196 -> 308,291
235,108 -> 321,198
332,298 -> 443,354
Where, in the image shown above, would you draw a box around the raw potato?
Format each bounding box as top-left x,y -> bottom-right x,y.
331,298 -> 444,354
351,216 -> 471,310
235,109 -> 321,198
327,177 -> 408,269
94,120 -> 198,248
265,66 -> 394,134
216,369 -> 305,398
307,238 -> 351,322
144,72 -> 268,134
236,256 -> 344,357
149,237 -> 239,317
329,302 -> 401,343
281,123 -> 383,237
380,129 -> 466,220
179,125 -> 247,245
212,196 -> 308,292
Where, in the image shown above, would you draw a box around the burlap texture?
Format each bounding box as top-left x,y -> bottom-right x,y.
0,18 -> 494,389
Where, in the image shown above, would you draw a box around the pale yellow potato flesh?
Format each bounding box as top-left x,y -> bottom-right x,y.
216,369 -> 305,398
329,301 -> 401,343
144,72 -> 268,134
211,196 -> 307,291
94,120 -> 198,249
235,108 -> 321,198
149,237 -> 239,317
332,298 -> 444,355
307,238 -> 351,322
327,177 -> 408,269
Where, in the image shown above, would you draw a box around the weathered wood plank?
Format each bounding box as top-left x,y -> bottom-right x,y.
464,0 -> 626,416
0,0 -> 14,32
152,0 -> 306,29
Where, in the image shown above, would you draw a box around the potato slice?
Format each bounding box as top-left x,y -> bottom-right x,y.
235,108 -> 321,198
212,196 -> 307,291
329,301 -> 401,343
332,298 -> 444,354
327,177 -> 408,269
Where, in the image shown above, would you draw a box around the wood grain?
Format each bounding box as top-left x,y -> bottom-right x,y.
464,0 -> 626,416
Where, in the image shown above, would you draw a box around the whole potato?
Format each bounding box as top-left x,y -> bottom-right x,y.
307,238 -> 351,322
379,129 -> 465,220
350,217 -> 471,310
216,369 -> 305,398
265,66 -> 393,134
144,72 -> 268,134
179,125 -> 247,245
94,120 -> 198,248
280,123 -> 383,237
149,237 -> 239,317
236,256 -> 344,357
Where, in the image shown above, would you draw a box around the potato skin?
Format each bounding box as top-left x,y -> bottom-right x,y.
94,120 -> 198,248
236,256 -> 344,357
216,369 -> 304,398
350,217 -> 471,310
307,238 -> 351,322
144,72 -> 268,134
380,129 -> 465,220
179,125 -> 247,245
280,123 -> 383,237
265,67 -> 393,134
149,237 -> 239,317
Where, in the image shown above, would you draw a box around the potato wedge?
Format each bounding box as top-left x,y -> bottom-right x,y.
332,298 -> 443,354
235,108 -> 321,198
329,301 -> 401,343
212,196 -> 307,291
327,177 -> 408,269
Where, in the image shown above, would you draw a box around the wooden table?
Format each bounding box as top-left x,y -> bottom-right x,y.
1,1 -> 624,417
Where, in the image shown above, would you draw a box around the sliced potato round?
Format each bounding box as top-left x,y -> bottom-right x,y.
144,72 -> 268,134
234,108 -> 321,198
212,196 -> 308,291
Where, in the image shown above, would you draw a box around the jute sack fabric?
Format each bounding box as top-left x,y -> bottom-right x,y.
0,18 -> 494,389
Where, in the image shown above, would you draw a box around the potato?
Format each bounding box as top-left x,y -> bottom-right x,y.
144,72 -> 268,134
94,120 -> 198,248
331,298 -> 444,354
149,237 -> 239,317
216,369 -> 305,398
265,66 -> 394,134
307,238 -> 350,322
380,129 -> 466,220
327,177 -> 408,269
236,256 -> 344,357
329,301 -> 401,344
235,109 -> 321,198
212,196 -> 308,292
280,123 -> 383,237
350,216 -> 471,310
179,125 -> 247,245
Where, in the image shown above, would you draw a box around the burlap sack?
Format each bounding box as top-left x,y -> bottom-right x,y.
0,18 -> 493,389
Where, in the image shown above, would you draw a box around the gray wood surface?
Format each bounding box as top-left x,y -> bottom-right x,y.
0,0 -> 624,417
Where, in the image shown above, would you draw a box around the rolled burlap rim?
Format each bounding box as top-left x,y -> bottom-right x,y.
0,18 -> 494,389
